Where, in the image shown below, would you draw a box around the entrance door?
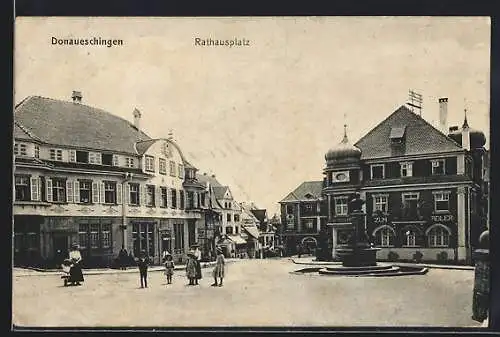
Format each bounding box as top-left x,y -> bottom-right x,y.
161,232 -> 172,256
53,234 -> 69,267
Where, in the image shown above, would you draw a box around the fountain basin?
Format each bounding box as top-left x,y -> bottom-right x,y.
292,264 -> 428,277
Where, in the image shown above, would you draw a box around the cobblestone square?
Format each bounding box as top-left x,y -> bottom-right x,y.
13,259 -> 483,328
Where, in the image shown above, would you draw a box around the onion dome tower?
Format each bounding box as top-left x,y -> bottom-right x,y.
324,124 -> 362,186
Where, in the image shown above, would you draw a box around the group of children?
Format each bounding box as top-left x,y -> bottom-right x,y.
135,247 -> 225,288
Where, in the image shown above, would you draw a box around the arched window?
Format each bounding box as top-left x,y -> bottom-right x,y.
372,225 -> 395,247
426,224 -> 451,247
404,230 -> 417,247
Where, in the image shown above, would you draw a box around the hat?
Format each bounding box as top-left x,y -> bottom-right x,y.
191,243 -> 200,248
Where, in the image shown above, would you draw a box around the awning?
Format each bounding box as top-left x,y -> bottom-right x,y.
227,234 -> 247,245
242,225 -> 260,239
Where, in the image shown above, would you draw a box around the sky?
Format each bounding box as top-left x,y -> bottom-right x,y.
14,17 -> 491,215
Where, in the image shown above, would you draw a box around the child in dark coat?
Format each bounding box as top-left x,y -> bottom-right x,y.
164,252 -> 175,285
136,250 -> 150,288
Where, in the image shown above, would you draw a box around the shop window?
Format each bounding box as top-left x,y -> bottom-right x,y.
101,224 -> 111,248
90,224 -> 99,249
132,223 -> 156,257
15,175 -> 30,201
373,226 -> 394,247
78,224 -> 89,249
173,223 -> 184,254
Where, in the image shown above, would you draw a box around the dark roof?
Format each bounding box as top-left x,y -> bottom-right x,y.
355,105 -> 463,160
14,96 -> 151,154
13,122 -> 36,141
212,186 -> 229,200
196,173 -> 223,187
280,181 -> 324,203
250,209 -> 268,224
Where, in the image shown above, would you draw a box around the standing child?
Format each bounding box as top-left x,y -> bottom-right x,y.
185,251 -> 197,286
211,247 -> 225,287
164,252 -> 175,285
136,250 -> 150,288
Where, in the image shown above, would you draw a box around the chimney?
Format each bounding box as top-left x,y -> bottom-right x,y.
133,108 -> 141,130
438,98 -> 448,133
71,91 -> 82,103
461,109 -> 470,151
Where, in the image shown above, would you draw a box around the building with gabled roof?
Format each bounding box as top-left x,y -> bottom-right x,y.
13,92 -> 208,267
280,97 -> 488,264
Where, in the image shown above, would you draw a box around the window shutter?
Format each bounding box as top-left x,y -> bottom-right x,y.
125,183 -> 131,204
165,187 -> 170,208
112,155 -> 119,166
95,153 -> 102,165
100,182 -> 105,203
69,150 -> 76,163
92,182 -> 99,203
117,183 -> 122,204
74,181 -> 80,203
30,177 -> 39,201
46,178 -> 53,202
156,186 -> 162,207
139,184 -> 145,206
66,180 -> 74,203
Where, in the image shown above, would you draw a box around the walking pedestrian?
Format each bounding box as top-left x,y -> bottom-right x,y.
136,250 -> 150,288
192,244 -> 202,285
211,247 -> 225,287
164,251 -> 174,285
185,250 -> 197,286
118,247 -> 128,270
68,243 -> 84,286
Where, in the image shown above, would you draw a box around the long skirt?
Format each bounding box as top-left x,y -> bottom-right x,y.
213,265 -> 224,278
69,263 -> 84,283
195,260 -> 202,279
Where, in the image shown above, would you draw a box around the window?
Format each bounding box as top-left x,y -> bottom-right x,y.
15,176 -> 30,201
304,219 -> 314,230
178,164 -> 184,178
334,197 -> 348,216
145,155 -> 155,172
104,181 -> 117,204
169,161 -> 176,176
432,159 -> 445,175
160,187 -> 168,208
112,155 -> 119,166
400,162 -> 413,177
159,158 -> 167,175
129,183 -> 140,206
234,214 -> 240,222
89,152 -> 101,165
371,164 -> 385,179
14,143 -> 27,156
171,189 -> 177,209
101,223 -> 111,248
227,213 -> 231,222
402,193 -> 419,217
146,185 -> 155,207
125,157 -> 135,168
305,204 -> 313,212
79,181 -> 92,204
434,191 -> 450,212
403,229 -> 417,247
226,226 -> 233,235
76,151 -> 89,163
173,223 -> 184,254
78,224 -> 89,249
374,227 -> 394,247
286,205 -> 294,214
235,226 -> 239,234
186,191 -> 194,209
90,224 -> 99,249
101,153 -> 113,166
427,226 -> 450,247
34,145 -> 40,158
373,195 -> 388,213
52,178 -> 66,202
50,149 -> 63,161
132,223 -> 155,257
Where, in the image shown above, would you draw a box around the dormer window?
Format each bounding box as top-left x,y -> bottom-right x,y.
125,157 -> 135,168
431,159 -> 445,175
89,152 -> 102,165
34,145 -> 40,158
370,164 -> 385,179
400,162 -> 413,177
390,126 -> 407,144
14,143 -> 28,156
76,151 -> 89,163
49,149 -> 63,161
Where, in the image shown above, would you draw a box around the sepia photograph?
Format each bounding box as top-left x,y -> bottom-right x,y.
12,16 -> 491,328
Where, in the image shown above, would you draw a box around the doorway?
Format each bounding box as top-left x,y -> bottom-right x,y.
53,234 -> 69,267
